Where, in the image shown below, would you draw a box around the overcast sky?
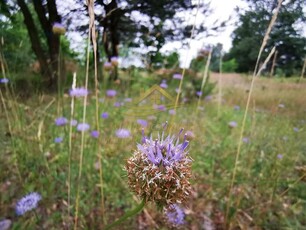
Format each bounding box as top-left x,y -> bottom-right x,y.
160,0 -> 248,67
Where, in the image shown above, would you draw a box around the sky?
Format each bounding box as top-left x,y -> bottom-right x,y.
160,0 -> 248,67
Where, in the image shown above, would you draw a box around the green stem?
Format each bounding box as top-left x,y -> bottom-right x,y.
104,199 -> 145,230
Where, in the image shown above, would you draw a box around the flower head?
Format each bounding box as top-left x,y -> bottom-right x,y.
91,130 -> 99,138
101,112 -> 109,119
137,119 -> 148,127
228,121 -> 238,128
165,204 -> 185,226
116,128 -> 131,138
77,123 -> 90,132
104,62 -> 112,71
0,219 -> 11,230
15,192 -> 42,216
54,137 -> 63,143
173,73 -> 182,80
111,56 -> 119,66
234,105 -> 240,111
278,103 -> 285,108
106,89 -> 117,97
70,119 -> 78,126
160,80 -> 168,89
69,87 -> 88,97
52,22 -> 66,35
0,78 -> 9,84
293,127 -> 299,132
125,125 -> 192,207
55,117 -> 68,126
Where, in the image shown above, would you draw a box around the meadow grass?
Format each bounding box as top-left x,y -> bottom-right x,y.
0,71 -> 305,229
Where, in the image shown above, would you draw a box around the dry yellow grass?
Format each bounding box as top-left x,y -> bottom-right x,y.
210,73 -> 306,118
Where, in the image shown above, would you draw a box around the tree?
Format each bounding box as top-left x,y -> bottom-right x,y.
1,0 -> 63,88
70,0 -> 225,80
227,0 -> 306,76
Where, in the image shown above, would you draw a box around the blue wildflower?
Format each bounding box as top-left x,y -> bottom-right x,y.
0,219 -> 11,230
54,137 -> 63,143
0,78 -> 9,84
173,73 -> 182,80
166,204 -> 185,226
77,123 -> 90,132
91,130 -> 99,138
160,80 -> 168,89
69,87 -> 89,97
55,117 -> 68,126
101,112 -> 109,119
137,119 -> 148,127
126,124 -> 192,207
115,129 -> 131,138
15,192 -> 41,216
106,89 -> 116,97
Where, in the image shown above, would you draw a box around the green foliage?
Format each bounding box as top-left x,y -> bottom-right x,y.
0,13 -> 34,72
222,59 -> 238,73
227,0 -> 306,76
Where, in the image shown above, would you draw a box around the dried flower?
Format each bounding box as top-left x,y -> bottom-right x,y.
165,204 -> 185,226
104,62 -> 112,71
111,56 -> 119,66
116,129 -> 131,138
278,104 -> 285,108
55,117 -> 68,126
15,192 -> 41,216
125,125 -> 192,208
52,22 -> 66,35
69,87 -> 88,97
77,123 -> 90,132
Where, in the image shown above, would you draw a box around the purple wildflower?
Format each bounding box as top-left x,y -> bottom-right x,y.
55,117 -> 68,126
91,130 -> 99,138
0,219 -> 11,230
70,119 -> 78,126
69,87 -> 89,97
77,123 -> 90,132
111,56 -> 119,66
114,101 -> 121,107
137,128 -> 189,166
156,104 -> 166,111
54,137 -> 63,143
242,137 -> 250,143
0,78 -> 9,84
165,204 -> 185,226
124,98 -> 132,102
15,192 -> 42,216
106,89 -> 117,97
169,109 -> 176,115
160,80 -> 168,89
175,88 -> 181,94
277,154 -> 283,159
293,127 -> 299,132
101,112 -> 109,119
173,73 -> 183,80
116,129 -> 131,138
137,119 -> 148,127
205,95 -> 212,101
196,91 -> 202,97
126,125 -> 192,207
228,121 -> 238,128
104,62 -> 112,70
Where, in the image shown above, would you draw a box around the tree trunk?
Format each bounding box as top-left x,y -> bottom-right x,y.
17,0 -> 53,86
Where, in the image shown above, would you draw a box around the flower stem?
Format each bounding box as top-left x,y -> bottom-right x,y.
104,199 -> 145,230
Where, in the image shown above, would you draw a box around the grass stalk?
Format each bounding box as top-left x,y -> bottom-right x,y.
224,0 -> 283,227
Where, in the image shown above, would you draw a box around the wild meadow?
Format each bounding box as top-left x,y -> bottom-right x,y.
0,68 -> 306,229
1,0 -> 306,229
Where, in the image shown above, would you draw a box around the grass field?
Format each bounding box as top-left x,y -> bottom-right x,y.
0,72 -> 306,229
